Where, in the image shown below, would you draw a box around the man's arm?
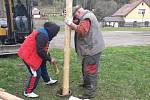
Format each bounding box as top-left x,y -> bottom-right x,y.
70,19 -> 91,38
13,6 -> 18,17
22,5 -> 28,17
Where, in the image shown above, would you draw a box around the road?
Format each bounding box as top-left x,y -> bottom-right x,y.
49,31 -> 150,49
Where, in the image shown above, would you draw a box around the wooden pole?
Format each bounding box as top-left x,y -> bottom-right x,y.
62,0 -> 72,95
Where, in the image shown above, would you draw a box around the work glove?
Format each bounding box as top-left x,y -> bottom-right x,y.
65,17 -> 73,25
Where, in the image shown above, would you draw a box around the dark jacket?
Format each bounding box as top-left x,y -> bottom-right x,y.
36,27 -> 51,61
14,4 -> 27,17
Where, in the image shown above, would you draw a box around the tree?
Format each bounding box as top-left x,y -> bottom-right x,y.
80,0 -> 96,10
73,0 -> 77,6
114,0 -> 129,7
95,0 -> 118,21
40,0 -> 54,6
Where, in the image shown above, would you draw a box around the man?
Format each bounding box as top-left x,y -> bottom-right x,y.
14,0 -> 28,31
18,22 -> 60,98
65,5 -> 105,99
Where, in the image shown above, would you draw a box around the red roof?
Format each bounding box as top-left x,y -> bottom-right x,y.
112,0 -> 150,17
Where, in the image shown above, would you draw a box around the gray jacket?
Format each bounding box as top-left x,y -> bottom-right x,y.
76,10 -> 105,57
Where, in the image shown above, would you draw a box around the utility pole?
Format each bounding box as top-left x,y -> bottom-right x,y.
142,11 -> 145,27
62,0 -> 72,96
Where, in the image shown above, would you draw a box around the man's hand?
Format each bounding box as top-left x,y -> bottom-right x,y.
65,17 -> 73,25
50,57 -> 56,65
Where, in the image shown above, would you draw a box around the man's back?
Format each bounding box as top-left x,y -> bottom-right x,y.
14,4 -> 27,17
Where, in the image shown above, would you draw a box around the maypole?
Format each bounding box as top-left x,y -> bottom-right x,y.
62,0 -> 72,96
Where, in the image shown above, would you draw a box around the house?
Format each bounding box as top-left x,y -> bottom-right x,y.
104,0 -> 150,27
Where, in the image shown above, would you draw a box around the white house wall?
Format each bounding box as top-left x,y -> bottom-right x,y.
125,2 -> 150,23
124,18 -> 150,22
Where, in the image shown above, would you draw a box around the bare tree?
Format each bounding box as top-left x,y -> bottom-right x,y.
0,0 -> 5,17
41,0 -> 54,6
95,0 -> 118,21
79,0 -> 96,10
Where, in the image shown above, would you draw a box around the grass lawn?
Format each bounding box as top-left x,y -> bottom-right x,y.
101,27 -> 150,31
0,46 -> 150,100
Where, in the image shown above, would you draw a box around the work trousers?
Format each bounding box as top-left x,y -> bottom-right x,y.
24,61 -> 50,93
15,16 -> 28,31
82,52 -> 101,97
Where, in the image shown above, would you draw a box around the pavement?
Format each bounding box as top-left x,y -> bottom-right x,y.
49,31 -> 150,49
103,31 -> 150,47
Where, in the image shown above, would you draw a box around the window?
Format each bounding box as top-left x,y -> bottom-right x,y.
138,9 -> 145,15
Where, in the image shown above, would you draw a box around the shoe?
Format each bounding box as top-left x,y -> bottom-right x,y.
78,94 -> 94,99
24,91 -> 39,98
45,79 -> 58,85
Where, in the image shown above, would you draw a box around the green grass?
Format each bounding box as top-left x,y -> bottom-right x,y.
0,46 -> 150,100
102,27 -> 150,31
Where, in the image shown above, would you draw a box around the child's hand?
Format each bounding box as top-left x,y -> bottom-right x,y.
50,57 -> 56,65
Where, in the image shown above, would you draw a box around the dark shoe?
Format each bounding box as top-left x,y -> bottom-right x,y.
78,94 -> 95,99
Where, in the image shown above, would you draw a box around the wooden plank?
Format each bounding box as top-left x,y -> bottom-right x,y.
0,44 -> 20,55
0,88 -> 23,100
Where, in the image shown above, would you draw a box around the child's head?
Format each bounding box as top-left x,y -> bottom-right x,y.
44,22 -> 60,40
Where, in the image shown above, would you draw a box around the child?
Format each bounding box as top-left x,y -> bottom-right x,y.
18,22 -> 60,98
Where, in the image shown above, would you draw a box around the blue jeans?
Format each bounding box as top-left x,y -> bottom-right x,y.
15,16 -> 28,31
24,61 -> 50,93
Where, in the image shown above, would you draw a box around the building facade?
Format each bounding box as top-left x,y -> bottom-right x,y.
105,0 -> 150,27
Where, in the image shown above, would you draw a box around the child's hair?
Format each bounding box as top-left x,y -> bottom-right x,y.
44,22 -> 60,40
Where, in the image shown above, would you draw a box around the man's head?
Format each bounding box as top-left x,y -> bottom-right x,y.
73,5 -> 85,19
17,0 -> 22,4
44,22 -> 60,41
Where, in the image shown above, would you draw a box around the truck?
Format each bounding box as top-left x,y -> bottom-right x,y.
0,0 -> 37,55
